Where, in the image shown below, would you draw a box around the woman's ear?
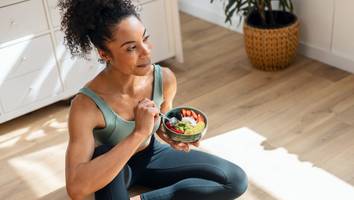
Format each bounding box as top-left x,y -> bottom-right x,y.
98,49 -> 109,61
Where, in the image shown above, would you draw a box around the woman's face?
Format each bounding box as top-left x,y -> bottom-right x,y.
100,16 -> 153,76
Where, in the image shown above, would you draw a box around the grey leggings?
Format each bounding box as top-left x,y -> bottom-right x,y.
92,135 -> 248,200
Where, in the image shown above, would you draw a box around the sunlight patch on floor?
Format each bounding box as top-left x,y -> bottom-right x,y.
8,142 -> 67,198
200,127 -> 354,200
0,127 -> 29,149
25,129 -> 46,141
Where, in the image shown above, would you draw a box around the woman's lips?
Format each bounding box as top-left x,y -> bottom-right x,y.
137,63 -> 151,68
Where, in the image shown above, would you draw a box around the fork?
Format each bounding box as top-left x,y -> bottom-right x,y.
159,112 -> 170,120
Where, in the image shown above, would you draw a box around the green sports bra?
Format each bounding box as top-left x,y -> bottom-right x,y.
78,64 -> 164,146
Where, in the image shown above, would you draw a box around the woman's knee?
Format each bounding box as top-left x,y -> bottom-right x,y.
224,163 -> 248,198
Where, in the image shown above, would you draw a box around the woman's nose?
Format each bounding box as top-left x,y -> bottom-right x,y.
140,43 -> 152,57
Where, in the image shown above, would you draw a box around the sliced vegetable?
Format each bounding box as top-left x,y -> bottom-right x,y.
185,121 -> 205,135
191,110 -> 198,121
186,110 -> 191,116
181,109 -> 187,117
197,114 -> 205,123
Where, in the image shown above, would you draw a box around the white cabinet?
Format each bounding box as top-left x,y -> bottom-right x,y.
0,0 -> 183,123
332,0 -> 354,61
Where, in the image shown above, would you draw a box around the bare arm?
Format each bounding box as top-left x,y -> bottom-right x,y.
158,67 -> 177,116
155,67 -> 199,151
65,96 -> 154,200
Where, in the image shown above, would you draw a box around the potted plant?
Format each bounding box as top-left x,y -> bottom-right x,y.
210,0 -> 300,71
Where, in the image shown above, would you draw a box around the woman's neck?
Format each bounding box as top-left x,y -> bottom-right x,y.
97,65 -> 152,97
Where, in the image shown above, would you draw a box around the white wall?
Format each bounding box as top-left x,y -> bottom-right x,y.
178,0 -> 244,33
179,0 -> 354,73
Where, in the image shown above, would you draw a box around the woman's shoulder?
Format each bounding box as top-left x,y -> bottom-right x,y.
71,93 -> 97,111
159,65 -> 177,100
159,65 -> 177,87
69,93 -> 105,130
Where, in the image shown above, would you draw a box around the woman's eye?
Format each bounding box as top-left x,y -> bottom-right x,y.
143,35 -> 150,42
127,46 -> 136,51
126,36 -> 150,52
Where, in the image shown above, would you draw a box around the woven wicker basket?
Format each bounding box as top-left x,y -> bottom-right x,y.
243,18 -> 300,71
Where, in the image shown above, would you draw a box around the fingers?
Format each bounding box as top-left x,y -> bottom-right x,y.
191,140 -> 200,147
139,98 -> 155,107
171,142 -> 190,152
160,133 -> 197,152
161,133 -> 174,143
149,107 -> 160,117
170,139 -> 190,152
160,133 -> 189,152
138,98 -> 159,116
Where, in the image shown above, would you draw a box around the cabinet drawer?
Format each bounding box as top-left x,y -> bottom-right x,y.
47,0 -> 61,28
0,66 -> 63,113
0,35 -> 56,81
0,0 -> 48,44
55,31 -> 104,91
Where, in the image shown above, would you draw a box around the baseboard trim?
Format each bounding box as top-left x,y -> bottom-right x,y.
298,43 -> 354,73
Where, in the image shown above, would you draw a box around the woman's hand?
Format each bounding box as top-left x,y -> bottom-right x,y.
157,130 -> 200,152
133,98 -> 159,139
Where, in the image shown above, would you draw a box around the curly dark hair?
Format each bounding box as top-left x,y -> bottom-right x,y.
58,0 -> 139,58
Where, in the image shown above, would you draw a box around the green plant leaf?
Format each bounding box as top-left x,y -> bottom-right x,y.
211,0 -> 295,26
225,7 -> 237,23
235,1 -> 248,13
288,0 -> 294,12
279,0 -> 285,11
225,0 -> 237,14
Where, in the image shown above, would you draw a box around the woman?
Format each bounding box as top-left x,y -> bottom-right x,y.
60,0 -> 248,199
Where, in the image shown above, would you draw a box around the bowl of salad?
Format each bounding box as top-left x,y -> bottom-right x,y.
162,106 -> 208,143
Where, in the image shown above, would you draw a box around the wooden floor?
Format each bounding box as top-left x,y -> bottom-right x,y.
1,12 -> 354,199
